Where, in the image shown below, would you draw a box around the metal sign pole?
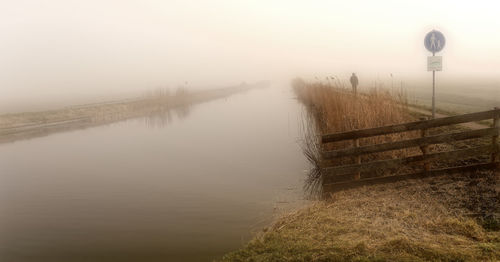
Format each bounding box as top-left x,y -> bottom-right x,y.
432,51 -> 435,119
424,30 -> 445,120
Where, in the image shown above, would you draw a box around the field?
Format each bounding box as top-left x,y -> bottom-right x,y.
405,79 -> 500,114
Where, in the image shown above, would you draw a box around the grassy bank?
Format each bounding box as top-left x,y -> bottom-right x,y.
292,79 -> 423,193
222,174 -> 499,261
0,82 -> 266,143
220,79 -> 499,261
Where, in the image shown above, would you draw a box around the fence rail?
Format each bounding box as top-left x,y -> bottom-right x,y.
321,107 -> 500,193
322,109 -> 500,143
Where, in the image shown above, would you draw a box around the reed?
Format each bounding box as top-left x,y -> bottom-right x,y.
220,79 -> 500,262
293,78 -> 411,135
293,78 -> 419,194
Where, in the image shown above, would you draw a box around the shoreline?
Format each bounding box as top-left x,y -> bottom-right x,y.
0,82 -> 268,144
219,81 -> 499,261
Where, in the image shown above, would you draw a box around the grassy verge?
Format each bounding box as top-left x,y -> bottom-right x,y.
407,103 -> 493,127
0,83 -> 264,143
222,173 -> 499,261
0,84 -> 258,128
220,79 -> 499,261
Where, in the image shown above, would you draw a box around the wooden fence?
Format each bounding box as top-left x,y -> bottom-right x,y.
321,107 -> 500,192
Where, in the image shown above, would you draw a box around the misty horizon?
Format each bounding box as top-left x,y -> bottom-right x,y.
2,0 -> 500,112
1,1 -> 500,262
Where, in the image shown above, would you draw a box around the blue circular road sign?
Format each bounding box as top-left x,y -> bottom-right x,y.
424,30 -> 445,53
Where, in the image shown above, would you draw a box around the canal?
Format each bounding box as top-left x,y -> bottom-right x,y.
0,84 -> 309,261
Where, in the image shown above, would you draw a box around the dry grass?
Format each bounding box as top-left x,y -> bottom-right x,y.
220,78 -> 499,261
220,172 -> 500,262
0,85 -> 258,143
0,84 -> 260,129
292,78 -> 410,135
293,78 -> 421,193
0,87 -> 192,128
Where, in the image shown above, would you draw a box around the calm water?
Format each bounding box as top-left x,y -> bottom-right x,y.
0,85 -> 309,261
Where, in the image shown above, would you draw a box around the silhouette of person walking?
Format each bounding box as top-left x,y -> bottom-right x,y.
430,32 -> 437,50
350,73 -> 359,94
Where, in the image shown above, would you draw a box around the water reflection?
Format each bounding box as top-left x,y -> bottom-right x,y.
0,85 -> 259,144
0,85 -> 309,262
142,103 -> 192,128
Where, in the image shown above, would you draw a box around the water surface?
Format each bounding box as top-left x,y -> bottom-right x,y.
0,85 -> 308,261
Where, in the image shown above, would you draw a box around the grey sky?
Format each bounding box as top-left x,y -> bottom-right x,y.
1,0 -> 500,111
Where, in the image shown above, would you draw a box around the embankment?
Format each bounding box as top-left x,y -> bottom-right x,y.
0,82 -> 268,143
220,79 -> 499,261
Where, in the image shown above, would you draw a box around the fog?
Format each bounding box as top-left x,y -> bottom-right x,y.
2,2 -> 500,261
1,0 -> 500,111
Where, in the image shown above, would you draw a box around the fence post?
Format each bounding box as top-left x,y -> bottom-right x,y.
353,138 -> 361,180
492,107 -> 499,166
419,117 -> 431,171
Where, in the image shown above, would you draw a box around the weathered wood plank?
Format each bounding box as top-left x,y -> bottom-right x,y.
323,145 -> 498,176
419,116 -> 431,171
492,107 -> 500,165
353,138 -> 360,180
322,128 -> 498,159
322,108 -> 500,143
323,162 -> 499,193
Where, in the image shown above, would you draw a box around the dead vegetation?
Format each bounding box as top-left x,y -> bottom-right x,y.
292,78 -> 411,135
220,78 -> 499,261
1,87 -> 227,128
0,84 -> 257,143
293,78 -> 421,194
221,172 -> 499,261
0,87 -> 190,129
